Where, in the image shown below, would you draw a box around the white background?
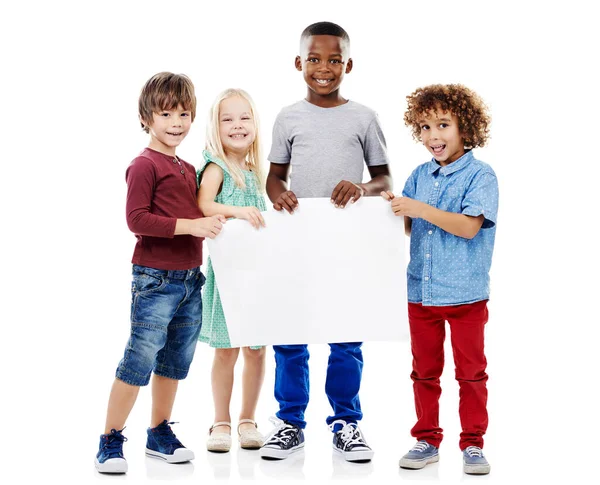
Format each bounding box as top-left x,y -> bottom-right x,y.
1,0 -> 597,484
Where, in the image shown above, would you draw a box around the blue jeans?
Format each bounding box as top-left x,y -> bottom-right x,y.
115,265 -> 205,386
273,343 -> 364,430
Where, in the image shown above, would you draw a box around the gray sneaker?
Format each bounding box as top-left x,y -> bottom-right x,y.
462,446 -> 490,475
399,440 -> 439,469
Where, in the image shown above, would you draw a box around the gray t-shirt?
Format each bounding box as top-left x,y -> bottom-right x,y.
268,99 -> 390,198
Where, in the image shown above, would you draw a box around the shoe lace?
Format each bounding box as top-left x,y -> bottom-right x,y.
328,420 -> 367,450
102,428 -> 127,458
154,421 -> 182,446
264,416 -> 297,444
410,441 -> 430,453
464,446 -> 483,457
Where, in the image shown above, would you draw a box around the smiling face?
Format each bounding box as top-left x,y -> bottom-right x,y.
295,34 -> 352,106
146,104 -> 192,156
418,109 -> 466,165
218,95 -> 256,163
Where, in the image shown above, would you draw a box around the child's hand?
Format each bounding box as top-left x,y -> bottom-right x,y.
380,190 -> 395,201
273,190 -> 298,214
190,215 -> 226,238
331,180 -> 365,208
390,197 -> 427,219
235,206 -> 266,229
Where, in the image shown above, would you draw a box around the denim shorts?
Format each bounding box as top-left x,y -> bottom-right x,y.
115,264 -> 206,386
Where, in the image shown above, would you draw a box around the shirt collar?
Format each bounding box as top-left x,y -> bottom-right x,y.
426,150 -> 474,176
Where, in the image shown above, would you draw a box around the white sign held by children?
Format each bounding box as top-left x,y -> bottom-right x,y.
207,197 -> 407,347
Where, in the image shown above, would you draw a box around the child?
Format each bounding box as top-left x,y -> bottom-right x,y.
382,84 -> 497,475
260,21 -> 392,463
94,72 -> 226,474
197,88 -> 267,453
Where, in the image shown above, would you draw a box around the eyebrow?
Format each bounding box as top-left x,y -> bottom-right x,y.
419,117 -> 452,124
307,52 -> 342,57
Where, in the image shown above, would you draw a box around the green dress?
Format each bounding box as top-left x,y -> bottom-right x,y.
197,150 -> 266,349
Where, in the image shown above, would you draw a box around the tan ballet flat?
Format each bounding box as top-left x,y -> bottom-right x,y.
238,419 -> 263,450
207,422 -> 232,453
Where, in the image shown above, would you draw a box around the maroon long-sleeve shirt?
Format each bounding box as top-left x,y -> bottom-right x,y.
125,147 -> 203,270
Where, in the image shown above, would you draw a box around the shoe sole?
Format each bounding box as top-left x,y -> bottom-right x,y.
260,443 -> 304,460
464,463 -> 491,475
399,454 -> 439,469
95,457 -> 128,474
332,444 -> 374,463
145,448 -> 195,463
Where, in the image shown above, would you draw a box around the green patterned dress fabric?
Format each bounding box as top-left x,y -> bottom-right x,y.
197,150 -> 266,349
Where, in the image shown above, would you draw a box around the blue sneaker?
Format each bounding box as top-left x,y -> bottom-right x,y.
399,440 -> 439,469
260,417 -> 305,460
146,420 -> 194,463
329,420 -> 374,463
95,428 -> 128,474
462,446 -> 490,475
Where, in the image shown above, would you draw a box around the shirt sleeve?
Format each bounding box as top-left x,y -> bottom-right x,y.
402,168 -> 418,198
363,115 -> 390,166
267,112 -> 291,164
125,156 -> 177,238
462,170 -> 499,228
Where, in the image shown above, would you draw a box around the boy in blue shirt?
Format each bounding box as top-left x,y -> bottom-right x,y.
382,84 -> 498,475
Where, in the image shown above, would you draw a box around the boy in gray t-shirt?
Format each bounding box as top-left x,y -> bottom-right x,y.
260,21 -> 392,464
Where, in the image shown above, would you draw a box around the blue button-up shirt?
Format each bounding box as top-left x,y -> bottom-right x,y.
402,150 -> 499,306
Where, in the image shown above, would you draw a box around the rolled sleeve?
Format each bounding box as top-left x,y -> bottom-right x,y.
462,171 -> 499,228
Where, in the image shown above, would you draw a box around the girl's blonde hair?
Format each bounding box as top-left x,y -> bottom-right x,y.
205,88 -> 264,191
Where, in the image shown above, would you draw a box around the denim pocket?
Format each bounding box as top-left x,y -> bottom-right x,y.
132,272 -> 166,294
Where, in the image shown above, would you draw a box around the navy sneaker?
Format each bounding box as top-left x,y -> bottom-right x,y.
399,440 -> 439,469
260,417 -> 305,460
329,420 -> 374,463
95,428 -> 128,474
145,420 -> 194,463
463,446 -> 490,475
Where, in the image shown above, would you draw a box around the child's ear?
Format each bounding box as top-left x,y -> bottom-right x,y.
345,58 -> 353,74
295,56 -> 302,71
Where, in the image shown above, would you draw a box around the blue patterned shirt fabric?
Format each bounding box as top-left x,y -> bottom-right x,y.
402,150 -> 499,306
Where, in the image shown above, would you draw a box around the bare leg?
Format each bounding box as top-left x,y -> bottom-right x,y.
151,374 -> 179,428
239,346 -> 266,431
104,378 -> 140,434
211,348 -> 240,434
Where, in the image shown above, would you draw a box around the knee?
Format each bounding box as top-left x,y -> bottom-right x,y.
214,348 -> 240,367
242,346 -> 266,363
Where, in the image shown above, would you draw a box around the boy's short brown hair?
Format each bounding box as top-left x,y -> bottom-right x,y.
138,72 -> 196,133
404,84 -> 490,148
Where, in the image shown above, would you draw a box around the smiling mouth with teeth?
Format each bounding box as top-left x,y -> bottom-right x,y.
167,132 -> 182,136
315,79 -> 333,85
431,144 -> 446,153
230,134 -> 247,138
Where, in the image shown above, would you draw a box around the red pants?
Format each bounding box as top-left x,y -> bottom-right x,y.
408,300 -> 489,450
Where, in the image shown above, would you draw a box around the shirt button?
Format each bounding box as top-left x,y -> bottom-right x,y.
425,254 -> 430,258
424,276 -> 430,281
180,170 -> 185,174
173,159 -> 177,163
428,230 -> 433,235
434,182 -> 439,187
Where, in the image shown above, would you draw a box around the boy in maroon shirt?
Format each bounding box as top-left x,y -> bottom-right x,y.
95,72 -> 226,474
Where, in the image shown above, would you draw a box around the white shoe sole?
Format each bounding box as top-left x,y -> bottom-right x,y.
260,443 -> 304,460
333,445 -> 374,462
95,457 -> 128,473
145,447 -> 195,463
464,462 -> 491,475
399,454 -> 439,469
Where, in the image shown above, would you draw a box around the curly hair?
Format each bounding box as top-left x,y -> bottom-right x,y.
404,84 -> 490,148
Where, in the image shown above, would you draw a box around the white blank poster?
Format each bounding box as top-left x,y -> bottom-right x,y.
207,197 -> 408,347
